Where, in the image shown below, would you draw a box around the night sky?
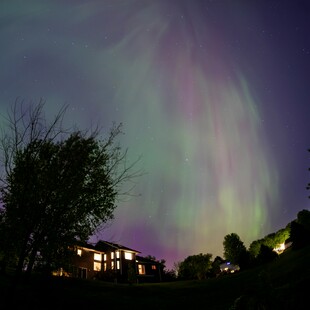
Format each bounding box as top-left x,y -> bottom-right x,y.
0,0 -> 309,269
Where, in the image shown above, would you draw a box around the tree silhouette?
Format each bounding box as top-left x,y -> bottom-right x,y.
223,233 -> 247,267
290,209 -> 310,249
256,244 -> 278,265
211,255 -> 224,276
178,253 -> 212,280
248,226 -> 290,259
0,99 -> 141,280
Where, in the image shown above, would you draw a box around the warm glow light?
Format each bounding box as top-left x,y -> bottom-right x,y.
117,261 -> 120,269
94,253 -> 102,261
273,243 -> 286,254
77,249 -> 82,256
138,264 -> 145,275
125,252 -> 133,260
94,262 -> 101,271
220,263 -> 240,273
116,251 -> 120,259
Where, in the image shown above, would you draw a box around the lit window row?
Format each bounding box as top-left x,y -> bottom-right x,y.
137,264 -> 156,274
111,251 -> 120,259
77,249 -> 133,261
77,248 -> 134,271
102,261 -> 120,271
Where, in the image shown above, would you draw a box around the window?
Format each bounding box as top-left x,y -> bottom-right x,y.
152,265 -> 156,270
124,252 -> 133,260
116,251 -> 120,259
111,252 -> 114,259
77,249 -> 82,256
111,261 -> 114,269
138,264 -> 145,275
103,254 -> 107,261
116,261 -> 120,270
94,262 -> 101,271
104,262 -> 107,271
94,253 -> 102,261
78,267 -> 87,279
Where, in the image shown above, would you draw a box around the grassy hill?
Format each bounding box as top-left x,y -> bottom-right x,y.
1,245 -> 309,309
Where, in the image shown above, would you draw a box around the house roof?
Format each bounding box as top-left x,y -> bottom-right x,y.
74,239 -> 140,254
95,240 -> 140,254
136,255 -> 162,265
74,240 -> 96,249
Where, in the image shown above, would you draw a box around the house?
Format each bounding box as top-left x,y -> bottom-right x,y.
273,238 -> 293,254
135,255 -> 163,283
219,261 -> 240,274
55,240 -> 163,283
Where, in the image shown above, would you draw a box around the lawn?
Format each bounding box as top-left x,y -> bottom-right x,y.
1,245 -> 309,309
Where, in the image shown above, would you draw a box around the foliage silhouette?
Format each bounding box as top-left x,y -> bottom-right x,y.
0,99 -> 141,282
223,233 -> 247,267
290,209 -> 310,249
177,253 -> 212,280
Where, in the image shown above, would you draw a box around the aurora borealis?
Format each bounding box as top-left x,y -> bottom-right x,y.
0,0 -> 309,269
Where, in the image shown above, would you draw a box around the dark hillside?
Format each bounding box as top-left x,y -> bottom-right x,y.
1,245 -> 309,309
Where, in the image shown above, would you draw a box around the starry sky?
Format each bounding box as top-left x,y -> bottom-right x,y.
0,0 -> 309,269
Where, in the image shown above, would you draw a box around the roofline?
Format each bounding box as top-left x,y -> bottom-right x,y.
96,240 -> 141,253
75,241 -> 140,254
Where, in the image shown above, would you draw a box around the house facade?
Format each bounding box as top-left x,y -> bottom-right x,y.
219,261 -> 240,274
58,240 -> 163,283
273,239 -> 293,254
135,255 -> 163,283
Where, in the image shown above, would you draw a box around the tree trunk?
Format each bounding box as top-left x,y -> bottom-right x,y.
25,244 -> 38,279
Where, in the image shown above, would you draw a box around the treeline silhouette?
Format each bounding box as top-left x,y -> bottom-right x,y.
174,208 -> 310,281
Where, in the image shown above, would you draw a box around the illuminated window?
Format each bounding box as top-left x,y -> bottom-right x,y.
111,261 -> 114,269
94,253 -> 102,261
116,251 -> 120,259
111,252 -> 114,259
138,264 -> 145,275
124,252 -> 133,260
151,265 -> 156,270
77,249 -> 82,256
94,262 -> 101,271
103,254 -> 107,261
116,261 -> 120,270
104,262 -> 107,271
